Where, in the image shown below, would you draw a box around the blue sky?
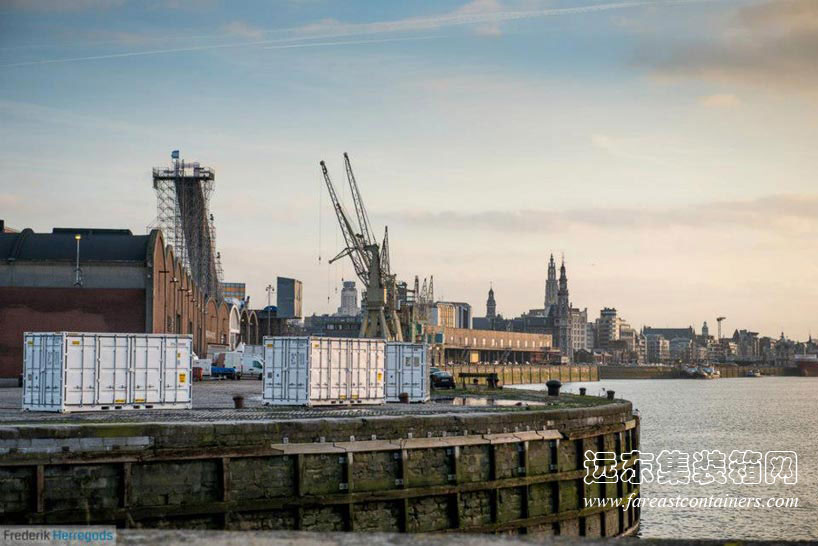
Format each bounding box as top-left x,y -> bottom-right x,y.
1,0 -> 817,338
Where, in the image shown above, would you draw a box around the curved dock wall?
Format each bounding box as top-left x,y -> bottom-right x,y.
0,403 -> 639,536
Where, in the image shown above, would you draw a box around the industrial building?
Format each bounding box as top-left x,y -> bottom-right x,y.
424,325 -> 552,365
0,226 -> 256,378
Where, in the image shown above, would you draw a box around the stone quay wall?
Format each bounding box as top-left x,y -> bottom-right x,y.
443,365 -> 599,386
0,400 -> 639,536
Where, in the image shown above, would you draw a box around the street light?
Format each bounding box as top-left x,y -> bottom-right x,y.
73,234 -> 83,287
265,284 -> 275,337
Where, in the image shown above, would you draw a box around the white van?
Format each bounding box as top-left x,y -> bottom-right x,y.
221,351 -> 264,380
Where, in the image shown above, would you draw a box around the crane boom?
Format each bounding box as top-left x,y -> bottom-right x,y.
381,226 -> 391,277
320,160 -> 369,284
344,153 -> 375,247
320,155 -> 405,342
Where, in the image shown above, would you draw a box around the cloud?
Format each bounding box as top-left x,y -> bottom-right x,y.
223,21 -> 264,40
699,93 -> 740,108
649,0 -> 818,93
2,0 -> 124,10
2,0 -> 711,68
382,194 -> 818,234
295,0 -> 698,39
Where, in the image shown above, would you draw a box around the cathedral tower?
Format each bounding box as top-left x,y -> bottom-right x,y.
545,254 -> 557,310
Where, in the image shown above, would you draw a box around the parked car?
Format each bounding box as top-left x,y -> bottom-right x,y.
430,367 -> 455,389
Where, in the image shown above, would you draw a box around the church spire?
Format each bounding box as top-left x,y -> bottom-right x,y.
558,256 -> 569,308
545,253 -> 558,309
486,284 -> 496,319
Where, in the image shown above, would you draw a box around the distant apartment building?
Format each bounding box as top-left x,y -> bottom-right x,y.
336,280 -> 359,316
643,326 -> 696,342
646,334 -> 670,364
669,338 -> 693,362
733,329 -> 760,360
595,308 -> 620,349
428,301 -> 472,329
570,308 -> 590,353
276,276 -> 303,319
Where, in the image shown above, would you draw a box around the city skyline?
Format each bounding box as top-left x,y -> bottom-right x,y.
1,0 -> 816,338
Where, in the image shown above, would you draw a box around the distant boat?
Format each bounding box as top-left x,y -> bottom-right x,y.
745,369 -> 762,378
682,365 -> 719,379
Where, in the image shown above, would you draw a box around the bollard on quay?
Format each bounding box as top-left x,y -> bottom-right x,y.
606,390 -> 615,400
233,395 -> 245,409
579,387 -> 587,396
399,392 -> 410,404
546,379 -> 562,397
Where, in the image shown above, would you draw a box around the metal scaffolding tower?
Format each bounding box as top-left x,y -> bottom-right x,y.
149,151 -> 223,300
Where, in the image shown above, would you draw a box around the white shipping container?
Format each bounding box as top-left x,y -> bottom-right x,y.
263,336 -> 385,406
23,333 -> 193,413
385,342 -> 430,403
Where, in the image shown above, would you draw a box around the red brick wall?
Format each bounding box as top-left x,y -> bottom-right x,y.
0,287 -> 146,378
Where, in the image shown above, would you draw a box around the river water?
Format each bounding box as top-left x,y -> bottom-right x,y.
516,377 -> 818,540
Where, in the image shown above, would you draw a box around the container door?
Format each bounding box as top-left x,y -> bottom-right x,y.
97,335 -> 129,405
385,344 -> 398,400
263,340 -> 275,401
22,335 -> 39,407
24,334 -> 63,409
65,335 -> 97,407
290,340 -> 309,405
310,339 -> 328,401
407,345 -> 426,400
349,340 -> 362,402
164,337 -> 191,403
374,341 -> 385,400
131,336 -> 162,404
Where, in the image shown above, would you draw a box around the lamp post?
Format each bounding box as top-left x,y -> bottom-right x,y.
73,234 -> 83,287
265,284 -> 275,337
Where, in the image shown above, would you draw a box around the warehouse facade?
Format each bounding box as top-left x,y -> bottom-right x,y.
0,226 -> 249,378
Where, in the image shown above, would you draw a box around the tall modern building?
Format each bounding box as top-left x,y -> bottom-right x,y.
276,276 -> 303,319
486,286 -> 497,319
337,280 -> 359,317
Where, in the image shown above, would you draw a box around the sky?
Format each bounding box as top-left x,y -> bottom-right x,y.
1,0 -> 816,339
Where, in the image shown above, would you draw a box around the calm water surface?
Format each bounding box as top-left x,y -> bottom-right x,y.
517,377 -> 818,540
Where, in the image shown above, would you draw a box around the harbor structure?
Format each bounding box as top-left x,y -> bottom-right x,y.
150,151 -> 223,300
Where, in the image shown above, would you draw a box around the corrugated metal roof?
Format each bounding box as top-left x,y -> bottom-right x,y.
0,228 -> 151,263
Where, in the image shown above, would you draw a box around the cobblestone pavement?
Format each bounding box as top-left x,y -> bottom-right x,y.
0,381 -> 581,425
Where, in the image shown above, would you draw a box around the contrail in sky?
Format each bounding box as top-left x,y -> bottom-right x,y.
260,35 -> 439,51
1,0 -> 723,69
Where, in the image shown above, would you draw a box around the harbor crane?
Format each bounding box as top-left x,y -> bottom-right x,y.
320,154 -> 403,341
716,316 -> 726,341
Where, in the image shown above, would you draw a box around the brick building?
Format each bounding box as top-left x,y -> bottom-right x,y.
0,226 -> 254,378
